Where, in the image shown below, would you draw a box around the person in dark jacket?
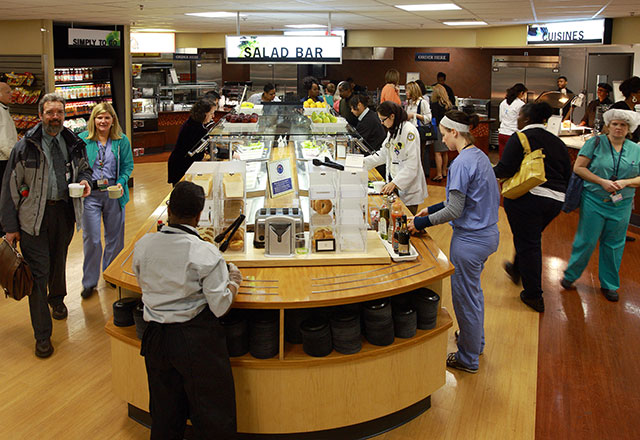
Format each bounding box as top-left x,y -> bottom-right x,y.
167,95 -> 218,185
337,81 -> 359,127
349,93 -> 387,177
0,93 -> 93,357
579,82 -> 613,128
494,102 -> 572,312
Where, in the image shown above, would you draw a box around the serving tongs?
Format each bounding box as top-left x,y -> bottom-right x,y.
312,157 -> 344,171
214,214 -> 246,252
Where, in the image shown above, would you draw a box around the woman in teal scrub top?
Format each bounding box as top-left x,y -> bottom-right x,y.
562,109 -> 640,302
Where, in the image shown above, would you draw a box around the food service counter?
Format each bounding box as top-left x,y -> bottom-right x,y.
104,111 -> 454,438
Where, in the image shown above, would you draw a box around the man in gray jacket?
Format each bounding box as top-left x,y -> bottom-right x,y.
0,93 -> 92,358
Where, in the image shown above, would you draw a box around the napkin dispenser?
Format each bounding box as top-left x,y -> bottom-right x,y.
265,216 -> 296,257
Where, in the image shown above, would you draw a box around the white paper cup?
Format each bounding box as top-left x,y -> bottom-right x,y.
372,181 -> 385,193
68,183 -> 84,198
107,185 -> 122,199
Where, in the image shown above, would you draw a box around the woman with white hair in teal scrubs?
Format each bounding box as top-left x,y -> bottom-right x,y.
561,109 -> 640,302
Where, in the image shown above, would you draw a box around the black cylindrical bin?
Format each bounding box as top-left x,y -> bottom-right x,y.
220,309 -> 250,357
411,288 -> 440,330
393,304 -> 417,338
113,297 -> 140,327
249,310 -> 279,359
330,310 -> 362,354
284,308 -> 312,344
300,316 -> 333,357
363,299 -> 394,346
132,302 -> 147,339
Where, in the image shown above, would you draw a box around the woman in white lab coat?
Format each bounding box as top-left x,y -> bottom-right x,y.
364,101 -> 428,214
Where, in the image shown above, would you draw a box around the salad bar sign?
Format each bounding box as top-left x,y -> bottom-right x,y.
226,35 -> 342,64
68,29 -> 121,48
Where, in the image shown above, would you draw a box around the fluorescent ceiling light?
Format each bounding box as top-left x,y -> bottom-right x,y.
185,12 -> 243,18
443,20 -> 488,26
285,24 -> 327,28
134,28 -> 176,32
396,3 -> 461,12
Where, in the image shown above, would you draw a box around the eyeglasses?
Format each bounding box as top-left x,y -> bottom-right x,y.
379,116 -> 390,123
43,110 -> 64,116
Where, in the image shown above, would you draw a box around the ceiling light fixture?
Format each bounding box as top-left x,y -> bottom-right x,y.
134,28 -> 176,32
185,12 -> 244,18
443,20 -> 488,26
285,24 -> 327,28
395,3 -> 461,12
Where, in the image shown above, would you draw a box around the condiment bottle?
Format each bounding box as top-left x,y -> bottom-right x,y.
379,201 -> 389,241
398,215 -> 410,256
390,196 -> 403,251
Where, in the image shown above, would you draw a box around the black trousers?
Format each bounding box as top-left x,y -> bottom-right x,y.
503,192 -> 563,300
421,141 -> 431,180
20,200 -> 75,340
141,308 -> 237,440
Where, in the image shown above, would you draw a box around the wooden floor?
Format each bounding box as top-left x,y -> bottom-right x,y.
1,160 -> 638,439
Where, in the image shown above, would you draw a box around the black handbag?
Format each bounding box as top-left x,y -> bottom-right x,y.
561,135 -> 601,213
416,101 -> 436,143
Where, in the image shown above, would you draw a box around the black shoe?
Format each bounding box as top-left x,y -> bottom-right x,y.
601,288 -> 619,302
560,278 -> 576,290
81,286 -> 96,299
35,338 -> 54,358
504,261 -> 521,285
446,352 -> 478,374
520,291 -> 544,312
51,303 -> 68,320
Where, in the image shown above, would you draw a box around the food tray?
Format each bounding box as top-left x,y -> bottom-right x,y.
310,117 -> 348,133
303,107 -> 329,115
379,236 -> 419,262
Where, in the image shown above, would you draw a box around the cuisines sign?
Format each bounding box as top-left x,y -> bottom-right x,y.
68,28 -> 121,48
527,19 -> 606,45
226,35 -> 342,64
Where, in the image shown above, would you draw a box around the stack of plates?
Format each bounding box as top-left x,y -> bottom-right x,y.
220,309 -> 250,357
300,316 -> 333,357
285,308 -> 313,344
113,297 -> 140,327
132,302 -> 147,340
363,299 -> 395,346
392,304 -> 417,339
411,288 -> 440,330
249,310 -> 279,359
330,309 -> 362,354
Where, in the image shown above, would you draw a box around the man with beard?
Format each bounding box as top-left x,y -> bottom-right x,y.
0,93 -> 92,358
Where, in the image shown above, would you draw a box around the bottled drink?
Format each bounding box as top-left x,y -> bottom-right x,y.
379,202 -> 389,240
390,196 -> 403,250
398,215 -> 410,256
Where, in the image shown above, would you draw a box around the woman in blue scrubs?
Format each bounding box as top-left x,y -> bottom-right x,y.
562,109 -> 640,302
409,110 -> 500,373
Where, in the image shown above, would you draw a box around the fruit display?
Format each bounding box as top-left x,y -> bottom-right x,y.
5,72 -> 35,87
308,111 -> 337,124
11,114 -> 39,130
303,99 -> 326,109
240,102 -> 254,109
11,87 -> 41,104
225,113 -> 259,124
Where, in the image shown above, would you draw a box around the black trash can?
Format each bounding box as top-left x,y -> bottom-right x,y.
249,310 -> 279,359
300,316 -> 333,357
330,309 -> 362,354
392,303 -> 417,339
113,297 -> 139,327
220,309 -> 250,357
363,299 -> 394,346
132,302 -> 147,340
411,288 -> 440,330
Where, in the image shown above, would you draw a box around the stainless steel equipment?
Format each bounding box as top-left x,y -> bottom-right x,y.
490,55 -> 561,146
265,216 -> 296,257
250,64 -> 298,101
457,98 -> 490,117
253,207 -> 304,249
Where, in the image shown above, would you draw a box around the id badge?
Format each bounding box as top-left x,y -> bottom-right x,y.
97,178 -> 109,190
610,192 -> 623,204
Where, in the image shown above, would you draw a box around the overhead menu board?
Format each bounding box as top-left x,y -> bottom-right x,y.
527,19 -> 607,45
226,35 -> 342,64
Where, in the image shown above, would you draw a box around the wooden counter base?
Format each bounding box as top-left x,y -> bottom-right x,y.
128,396 -> 431,439
107,307 -> 452,435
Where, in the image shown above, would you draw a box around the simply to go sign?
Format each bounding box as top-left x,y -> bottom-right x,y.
527,19 -> 606,45
68,29 -> 121,48
226,35 -> 342,64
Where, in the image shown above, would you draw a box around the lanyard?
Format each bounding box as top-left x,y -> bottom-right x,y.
161,224 -> 203,240
462,143 -> 474,150
96,140 -> 108,175
608,139 -> 624,180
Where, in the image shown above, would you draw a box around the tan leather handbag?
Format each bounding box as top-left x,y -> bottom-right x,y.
501,132 -> 547,199
0,238 -> 34,301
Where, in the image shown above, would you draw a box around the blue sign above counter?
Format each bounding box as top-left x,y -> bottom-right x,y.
415,53 -> 450,62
